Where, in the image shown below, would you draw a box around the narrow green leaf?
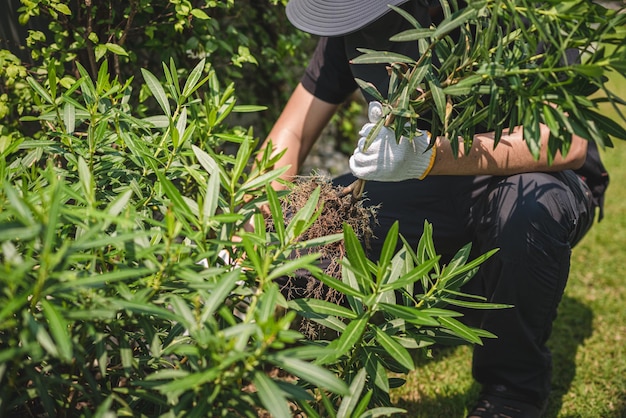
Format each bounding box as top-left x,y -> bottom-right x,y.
389,3 -> 422,28
421,307 -> 464,317
142,115 -> 169,128
296,400 -> 322,418
426,72 -> 446,123
42,180 -> 62,257
27,77 -> 53,104
580,108 -> 626,140
231,134 -> 250,188
200,269 -> 241,322
416,221 -> 438,266
106,189 -> 133,217
523,106 -> 541,160
268,356 -> 349,395
154,368 -> 219,395
433,7 -> 478,39
571,64 -> 604,78
351,50 -> 416,65
330,316 -> 368,360
32,318 -> 58,357
278,345 -> 335,360
267,186 -> 286,244
93,396 -> 114,418
343,223 -> 371,292
442,248 -> 498,289
314,271 -> 367,299
96,59 -> 109,92
441,242 -> 470,276
443,74 -> 483,96
151,163 -> 193,219
76,63 -> 96,101
355,78 -> 385,102
406,62 -> 430,97
541,105 -> 560,139
288,298 -> 358,319
241,235 -> 265,277
377,221 -> 399,280
320,392 -> 339,418
337,368 -> 367,418
440,296 -> 512,310
238,166 -> 290,197
364,350 -> 389,392
257,283 -> 279,323
390,28 -> 436,42
0,293 -> 29,323
306,315 -> 348,333
175,107 -> 187,144
41,300 -> 73,362
47,62 -> 57,98
232,104 -> 268,112
63,102 -> 76,134
438,316 -> 482,344
168,295 -> 197,329
254,372 -> 291,418
267,253 -> 321,281
113,300 -> 180,322
4,183 -> 34,225
359,407 -> 407,417
192,145 -> 221,219
286,186 -> 322,239
378,303 -> 439,326
374,327 -> 414,371
182,59 -> 206,98
141,69 -> 171,116
379,257 -> 439,292
51,268 -> 153,291
166,58 -> 181,99
77,156 -> 94,206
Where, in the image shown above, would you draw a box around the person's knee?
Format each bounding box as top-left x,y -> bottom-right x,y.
486,173 -> 576,255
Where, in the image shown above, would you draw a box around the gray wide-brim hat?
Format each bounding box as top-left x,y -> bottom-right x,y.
285,0 -> 412,37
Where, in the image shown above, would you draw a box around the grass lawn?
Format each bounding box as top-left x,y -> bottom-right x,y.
391,79 -> 626,417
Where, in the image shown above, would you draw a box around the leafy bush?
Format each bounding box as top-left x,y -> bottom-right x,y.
0,0 -> 314,140
0,56 -> 499,416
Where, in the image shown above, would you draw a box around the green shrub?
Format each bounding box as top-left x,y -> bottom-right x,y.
0,57 -> 499,416
1,0 -> 314,140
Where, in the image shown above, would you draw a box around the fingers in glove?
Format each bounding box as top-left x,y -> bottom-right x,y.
368,101 -> 384,123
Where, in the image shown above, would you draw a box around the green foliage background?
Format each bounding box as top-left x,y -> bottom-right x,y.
1,1 -> 625,417
0,0 -> 314,139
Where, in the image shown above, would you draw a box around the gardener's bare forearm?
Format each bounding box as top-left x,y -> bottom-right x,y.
429,125 -> 588,176
260,84 -> 339,184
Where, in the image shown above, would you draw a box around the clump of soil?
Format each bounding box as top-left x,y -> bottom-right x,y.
269,175 -> 377,338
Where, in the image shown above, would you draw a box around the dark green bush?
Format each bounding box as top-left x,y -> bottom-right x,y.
0,56 -> 499,416
1,0 -> 314,140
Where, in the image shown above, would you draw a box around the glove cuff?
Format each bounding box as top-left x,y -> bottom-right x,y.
409,131 -> 436,180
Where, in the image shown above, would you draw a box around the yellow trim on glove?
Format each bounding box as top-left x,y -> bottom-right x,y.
418,133 -> 436,180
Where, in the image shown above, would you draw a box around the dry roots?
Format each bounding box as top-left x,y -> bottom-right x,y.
269,175 -> 378,338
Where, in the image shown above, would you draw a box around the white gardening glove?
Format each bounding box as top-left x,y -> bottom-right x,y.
349,101 -> 435,182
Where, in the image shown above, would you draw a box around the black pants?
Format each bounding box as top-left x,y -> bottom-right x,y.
333,170 -> 595,405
